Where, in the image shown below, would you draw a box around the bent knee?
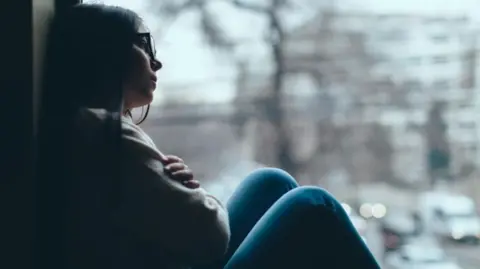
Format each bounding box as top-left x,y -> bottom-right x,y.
243,167 -> 298,190
282,186 -> 340,212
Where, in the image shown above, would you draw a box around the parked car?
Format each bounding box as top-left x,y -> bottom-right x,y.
385,239 -> 462,269
380,208 -> 421,253
418,191 -> 480,244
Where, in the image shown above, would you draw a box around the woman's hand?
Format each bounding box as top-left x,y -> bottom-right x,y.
161,155 -> 200,189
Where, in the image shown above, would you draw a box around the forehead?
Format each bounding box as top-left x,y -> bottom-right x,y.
137,22 -> 149,33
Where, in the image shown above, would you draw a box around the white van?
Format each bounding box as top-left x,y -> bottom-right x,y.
418,192 -> 480,244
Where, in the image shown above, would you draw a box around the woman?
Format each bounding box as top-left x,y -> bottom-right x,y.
37,3 -> 381,269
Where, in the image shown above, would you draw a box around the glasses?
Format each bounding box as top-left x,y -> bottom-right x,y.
135,32 -> 156,59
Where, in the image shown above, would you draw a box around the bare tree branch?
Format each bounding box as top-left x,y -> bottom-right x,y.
198,5 -> 235,50
230,0 -> 269,13
149,0 -> 321,178
155,0 -> 200,18
151,0 -> 234,50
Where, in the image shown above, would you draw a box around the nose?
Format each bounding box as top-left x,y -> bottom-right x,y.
151,58 -> 162,71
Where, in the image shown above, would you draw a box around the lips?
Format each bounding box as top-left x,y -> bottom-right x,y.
150,76 -> 157,90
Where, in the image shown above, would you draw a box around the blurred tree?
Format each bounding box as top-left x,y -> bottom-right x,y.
365,124 -> 395,183
148,1 -> 396,183
425,101 -> 452,185
150,0 -> 303,175
458,162 -> 476,179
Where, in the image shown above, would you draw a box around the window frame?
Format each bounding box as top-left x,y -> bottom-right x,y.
34,1 -> 82,268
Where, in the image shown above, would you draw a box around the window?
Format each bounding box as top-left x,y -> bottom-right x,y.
332,69 -> 348,82
407,57 -> 422,65
374,53 -> 390,63
431,34 -> 449,43
432,79 -> 450,90
466,145 -> 477,159
458,122 -> 475,130
423,18 -> 447,24
432,55 -> 449,64
379,29 -> 408,42
407,123 -> 422,132
374,79 -> 394,91
404,80 -> 422,90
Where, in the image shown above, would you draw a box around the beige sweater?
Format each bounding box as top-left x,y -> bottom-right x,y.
74,108 -> 230,267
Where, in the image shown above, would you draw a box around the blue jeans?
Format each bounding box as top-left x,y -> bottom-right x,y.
198,168 -> 381,269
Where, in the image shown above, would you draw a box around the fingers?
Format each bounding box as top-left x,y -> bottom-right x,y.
171,170 -> 193,179
183,180 -> 200,189
158,152 -> 169,163
160,155 -> 198,188
162,155 -> 183,164
164,162 -> 187,172
164,163 -> 193,181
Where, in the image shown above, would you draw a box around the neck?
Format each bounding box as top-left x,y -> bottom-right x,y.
123,109 -> 132,117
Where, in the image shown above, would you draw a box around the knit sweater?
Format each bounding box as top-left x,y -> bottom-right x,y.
68,108 -> 230,269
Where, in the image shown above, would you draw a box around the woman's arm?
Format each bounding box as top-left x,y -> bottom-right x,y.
113,123 -> 230,265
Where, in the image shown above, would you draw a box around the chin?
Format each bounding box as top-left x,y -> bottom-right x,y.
142,89 -> 154,104
146,91 -> 154,104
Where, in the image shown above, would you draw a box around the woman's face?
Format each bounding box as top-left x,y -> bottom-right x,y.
123,26 -> 162,110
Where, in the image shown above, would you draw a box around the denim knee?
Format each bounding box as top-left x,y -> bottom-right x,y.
243,167 -> 298,191
280,186 -> 341,213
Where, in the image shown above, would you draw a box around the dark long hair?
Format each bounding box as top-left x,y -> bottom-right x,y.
42,4 -> 141,110
35,4 -> 144,267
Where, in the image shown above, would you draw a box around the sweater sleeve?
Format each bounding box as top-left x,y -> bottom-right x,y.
113,122 -> 230,265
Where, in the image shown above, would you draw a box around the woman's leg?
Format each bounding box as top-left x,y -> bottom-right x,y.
196,167 -> 299,269
224,186 -> 381,269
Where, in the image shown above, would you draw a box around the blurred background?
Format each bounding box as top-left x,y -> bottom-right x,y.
88,0 -> 480,268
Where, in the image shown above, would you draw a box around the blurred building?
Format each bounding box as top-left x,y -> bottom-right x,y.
279,11 -> 480,185
145,10 -> 480,188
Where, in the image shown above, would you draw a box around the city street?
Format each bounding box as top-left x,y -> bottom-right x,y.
364,220 -> 479,269
443,242 -> 480,269
352,183 -> 479,269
